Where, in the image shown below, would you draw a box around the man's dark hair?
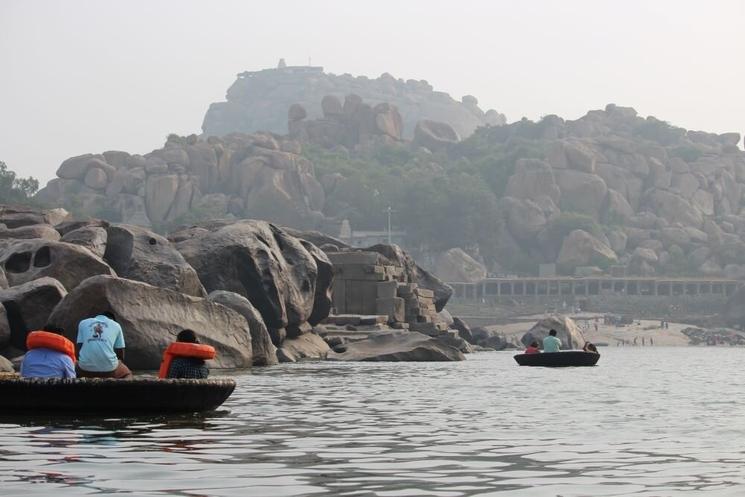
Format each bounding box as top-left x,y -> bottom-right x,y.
177,329 -> 198,343
102,311 -> 116,321
42,325 -> 65,336
530,341 -> 539,348
549,329 -> 557,336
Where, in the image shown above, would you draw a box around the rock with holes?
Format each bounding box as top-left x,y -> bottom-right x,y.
60,226 -> 108,258
0,240 -> 115,291
207,290 -> 277,366
103,224 -> 205,297
47,275 -> 253,370
172,220 -> 324,343
0,277 -> 67,350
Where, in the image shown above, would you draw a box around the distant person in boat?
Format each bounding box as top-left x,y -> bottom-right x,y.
582,342 -> 599,353
20,326 -> 76,379
524,341 -> 540,354
76,312 -> 133,379
543,329 -> 562,353
163,329 -> 211,379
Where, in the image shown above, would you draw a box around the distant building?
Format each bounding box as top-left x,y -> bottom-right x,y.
338,219 -> 405,248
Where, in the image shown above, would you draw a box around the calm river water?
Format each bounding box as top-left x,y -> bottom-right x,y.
2,348 -> 745,497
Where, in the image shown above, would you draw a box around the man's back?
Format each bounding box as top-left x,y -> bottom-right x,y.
21,348 -> 76,378
543,335 -> 562,353
77,315 -> 124,372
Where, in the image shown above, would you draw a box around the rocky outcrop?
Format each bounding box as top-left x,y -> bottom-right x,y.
203,64 -> 506,140
0,277 -> 67,349
413,120 -> 460,152
0,239 -> 115,291
47,275 -> 253,370
289,95 -> 404,147
103,224 -> 205,297
207,290 -> 277,366
434,248 -> 487,283
36,132 -> 327,230
328,331 -> 465,361
556,230 -> 617,268
521,315 -> 585,350
172,220 -> 329,343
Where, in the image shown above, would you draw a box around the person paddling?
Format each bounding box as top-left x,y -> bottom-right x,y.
543,329 -> 562,353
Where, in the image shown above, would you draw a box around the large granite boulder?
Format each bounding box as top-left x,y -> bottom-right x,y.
104,224 -> 205,297
0,302 -> 10,349
173,220 -> 325,338
60,226 -> 108,258
0,277 -> 67,349
47,275 -> 253,370
521,315 -> 585,350
554,170 -> 608,217
434,248 -> 487,283
504,159 -> 560,203
642,190 -> 704,228
299,240 -> 334,326
557,230 -> 618,268
328,331 -> 465,361
413,119 -> 460,151
276,333 -> 330,363
0,224 -> 60,242
0,240 -> 115,291
207,290 -> 277,366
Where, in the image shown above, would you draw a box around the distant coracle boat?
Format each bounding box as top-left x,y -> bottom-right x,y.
513,351 -> 600,367
0,377 -> 236,414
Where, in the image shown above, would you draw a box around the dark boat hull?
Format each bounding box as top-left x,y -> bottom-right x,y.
0,377 -> 236,414
514,351 -> 600,367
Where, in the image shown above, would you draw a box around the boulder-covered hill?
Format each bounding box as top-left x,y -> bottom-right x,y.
202,62 -> 506,140
33,98 -> 745,279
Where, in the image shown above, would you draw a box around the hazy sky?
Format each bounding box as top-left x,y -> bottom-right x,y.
1,0 -> 744,183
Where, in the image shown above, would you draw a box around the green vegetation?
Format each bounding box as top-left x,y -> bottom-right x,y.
0,161 -> 40,205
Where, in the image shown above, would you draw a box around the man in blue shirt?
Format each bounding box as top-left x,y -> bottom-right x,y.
543,329 -> 562,353
76,312 -> 132,379
20,326 -> 76,379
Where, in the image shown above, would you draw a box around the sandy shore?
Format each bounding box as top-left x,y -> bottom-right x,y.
491,312 -> 693,347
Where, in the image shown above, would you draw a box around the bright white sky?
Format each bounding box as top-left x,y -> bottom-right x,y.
1,0 -> 744,183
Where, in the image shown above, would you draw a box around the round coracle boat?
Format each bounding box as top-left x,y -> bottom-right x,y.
514,351 -> 600,367
0,376 -> 236,414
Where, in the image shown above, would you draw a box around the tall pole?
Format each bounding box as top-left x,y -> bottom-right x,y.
387,206 -> 392,245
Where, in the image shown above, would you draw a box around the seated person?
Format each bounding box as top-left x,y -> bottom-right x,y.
583,342 -> 599,353
524,341 -> 540,354
76,312 -> 133,379
20,326 -> 76,379
542,329 -> 562,353
164,329 -> 211,379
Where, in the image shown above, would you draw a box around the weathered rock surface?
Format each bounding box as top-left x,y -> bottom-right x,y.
557,230 -> 618,268
60,226 -> 107,258
173,220 -> 328,340
328,331 -> 464,361
0,355 -> 13,372
104,224 -> 205,297
0,305 -> 10,349
413,119 -> 460,152
204,64 -> 505,140
0,240 -> 115,291
47,275 -> 253,370
521,315 -> 585,350
276,332 -> 330,363
207,290 -> 277,366
434,248 -> 487,283
0,277 -> 67,349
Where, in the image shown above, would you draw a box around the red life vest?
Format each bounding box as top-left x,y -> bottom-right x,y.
158,342 -> 216,378
26,330 -> 76,363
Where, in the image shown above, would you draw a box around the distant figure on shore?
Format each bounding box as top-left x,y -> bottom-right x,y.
21,326 -> 76,379
642,337 -> 646,346
583,342 -> 599,353
524,341 -> 540,354
650,337 -> 654,346
543,329 -> 562,353
76,312 -> 133,379
633,336 -> 638,346
161,329 -> 212,379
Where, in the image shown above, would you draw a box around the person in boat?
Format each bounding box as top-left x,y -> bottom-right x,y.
20,326 -> 76,379
542,329 -> 562,353
76,311 -> 133,379
524,341 -> 540,354
582,342 -> 599,353
163,329 -> 210,379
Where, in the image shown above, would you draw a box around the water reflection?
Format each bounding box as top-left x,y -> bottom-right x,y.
2,348 -> 745,496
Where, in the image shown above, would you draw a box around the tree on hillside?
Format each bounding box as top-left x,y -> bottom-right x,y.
0,161 -> 40,204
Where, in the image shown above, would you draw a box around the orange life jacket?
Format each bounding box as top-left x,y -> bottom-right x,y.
158,342 -> 216,378
26,330 -> 76,363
